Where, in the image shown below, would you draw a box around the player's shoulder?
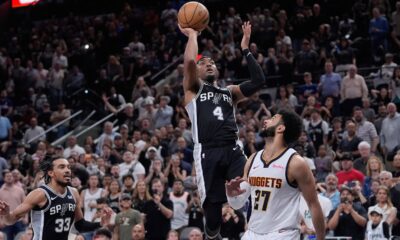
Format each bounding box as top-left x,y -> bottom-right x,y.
243,151 -> 259,178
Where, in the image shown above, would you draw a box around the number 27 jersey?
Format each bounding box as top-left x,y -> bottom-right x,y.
185,82 -> 238,144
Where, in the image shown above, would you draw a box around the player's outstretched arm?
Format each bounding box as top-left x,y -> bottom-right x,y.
71,188 -> 112,232
0,188 -> 46,225
229,21 -> 265,103
178,24 -> 201,98
289,154 -> 325,240
225,153 -> 255,209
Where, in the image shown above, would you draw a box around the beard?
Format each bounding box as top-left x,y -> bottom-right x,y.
204,74 -> 215,84
56,179 -> 69,187
355,116 -> 362,122
260,123 -> 278,138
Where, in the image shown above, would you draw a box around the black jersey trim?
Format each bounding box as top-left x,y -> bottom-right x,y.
68,186 -> 77,204
42,184 -> 68,198
285,152 -> 299,189
33,186 -> 52,212
246,152 -> 258,177
261,148 -> 289,168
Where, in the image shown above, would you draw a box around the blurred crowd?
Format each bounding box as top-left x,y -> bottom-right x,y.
1,0 -> 400,239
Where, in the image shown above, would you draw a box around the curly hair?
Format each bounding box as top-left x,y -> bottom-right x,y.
278,108 -> 303,145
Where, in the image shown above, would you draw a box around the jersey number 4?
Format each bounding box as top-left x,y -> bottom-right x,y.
213,106 -> 224,120
254,190 -> 271,211
55,217 -> 71,233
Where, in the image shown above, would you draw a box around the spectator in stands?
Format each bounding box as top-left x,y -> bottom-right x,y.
374,104 -> 387,134
380,103 -> 400,158
0,112 -> 12,156
318,61 -> 341,107
132,179 -> 152,213
0,170 -> 27,240
131,224 -> 146,240
337,120 -> 362,158
188,227 -> 203,240
332,37 -> 356,76
220,203 -> 245,240
361,98 -> 375,123
298,72 -> 318,105
368,186 -> 397,228
314,145 -> 333,183
106,179 -> 121,214
294,38 -> 319,75
50,102 -> 71,139
318,173 -> 341,209
96,121 -> 120,155
305,108 -> 329,150
336,152 -> 365,186
340,65 -> 369,116
119,151 -> 145,184
353,141 -> 372,175
365,206 -> 391,240
353,107 -> 380,154
362,155 -> 385,198
63,135 -> 85,158
22,117 -> 45,146
392,153 -> 400,178
121,174 -> 135,196
113,194 -> 142,240
154,95 -> 173,129
169,179 -> 189,231
143,178 -> 173,240
369,7 -> 389,62
327,186 -> 368,240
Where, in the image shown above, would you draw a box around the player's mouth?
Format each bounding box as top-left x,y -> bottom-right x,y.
64,175 -> 71,181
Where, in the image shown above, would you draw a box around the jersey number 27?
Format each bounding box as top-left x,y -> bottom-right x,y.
254,190 -> 271,211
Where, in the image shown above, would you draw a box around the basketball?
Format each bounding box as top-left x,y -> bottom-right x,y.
178,1 -> 209,32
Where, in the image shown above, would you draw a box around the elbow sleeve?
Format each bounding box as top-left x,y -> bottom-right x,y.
226,181 -> 251,210
75,219 -> 101,233
239,49 -> 265,97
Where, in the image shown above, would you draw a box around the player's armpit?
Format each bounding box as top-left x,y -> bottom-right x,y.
243,152 -> 257,179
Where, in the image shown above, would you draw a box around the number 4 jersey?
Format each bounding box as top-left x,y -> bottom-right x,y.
31,185 -> 77,240
185,82 -> 238,145
247,148 -> 301,234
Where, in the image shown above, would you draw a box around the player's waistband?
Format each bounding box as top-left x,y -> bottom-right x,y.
199,140 -> 237,149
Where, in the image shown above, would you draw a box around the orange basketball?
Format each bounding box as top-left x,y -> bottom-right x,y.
178,1 -> 209,32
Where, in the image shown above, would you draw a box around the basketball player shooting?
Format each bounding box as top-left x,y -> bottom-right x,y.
178,21 -> 265,240
0,158 -> 112,240
226,109 -> 325,240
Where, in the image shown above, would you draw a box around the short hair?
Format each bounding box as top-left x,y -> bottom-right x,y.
96,197 -> 108,204
2,169 -> 11,177
379,171 -> 393,179
93,228 -> 112,239
358,141 -> 371,150
277,109 -> 303,145
122,174 -> 134,182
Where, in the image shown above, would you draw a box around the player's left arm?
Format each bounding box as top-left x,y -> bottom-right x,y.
289,154 -> 325,240
71,188 -> 111,232
228,21 -> 265,104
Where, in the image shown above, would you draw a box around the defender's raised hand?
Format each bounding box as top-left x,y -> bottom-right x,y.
225,177 -> 247,197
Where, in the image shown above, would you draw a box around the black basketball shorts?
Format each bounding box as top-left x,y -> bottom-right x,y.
193,143 -> 246,205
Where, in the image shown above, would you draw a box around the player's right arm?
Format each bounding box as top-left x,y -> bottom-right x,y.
178,25 -> 201,105
0,188 -> 47,225
225,153 -> 255,209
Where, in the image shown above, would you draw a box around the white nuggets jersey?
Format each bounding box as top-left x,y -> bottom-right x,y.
247,148 -> 300,234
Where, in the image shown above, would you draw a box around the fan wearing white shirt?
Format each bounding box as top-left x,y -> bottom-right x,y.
63,135 -> 85,158
118,151 -> 145,184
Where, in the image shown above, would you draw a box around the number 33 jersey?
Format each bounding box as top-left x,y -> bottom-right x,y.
247,148 -> 301,234
31,185 -> 77,240
186,82 -> 238,145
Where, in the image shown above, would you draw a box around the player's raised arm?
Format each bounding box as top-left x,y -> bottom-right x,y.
229,21 -> 265,103
71,188 -> 111,232
179,25 -> 201,97
0,189 -> 47,225
289,154 -> 325,240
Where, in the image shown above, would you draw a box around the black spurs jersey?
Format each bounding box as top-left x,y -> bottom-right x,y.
31,185 -> 77,240
186,82 -> 238,144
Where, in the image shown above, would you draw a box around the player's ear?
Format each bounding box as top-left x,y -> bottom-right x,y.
277,124 -> 285,134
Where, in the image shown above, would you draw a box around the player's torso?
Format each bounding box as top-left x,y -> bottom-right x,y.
31,185 -> 76,240
186,83 -> 238,144
247,148 -> 301,234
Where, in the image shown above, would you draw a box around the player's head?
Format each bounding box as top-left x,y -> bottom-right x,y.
197,56 -> 219,84
40,157 -> 71,187
260,109 -> 303,145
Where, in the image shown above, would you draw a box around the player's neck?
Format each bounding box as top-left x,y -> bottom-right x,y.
263,137 -> 286,159
48,182 -> 67,195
